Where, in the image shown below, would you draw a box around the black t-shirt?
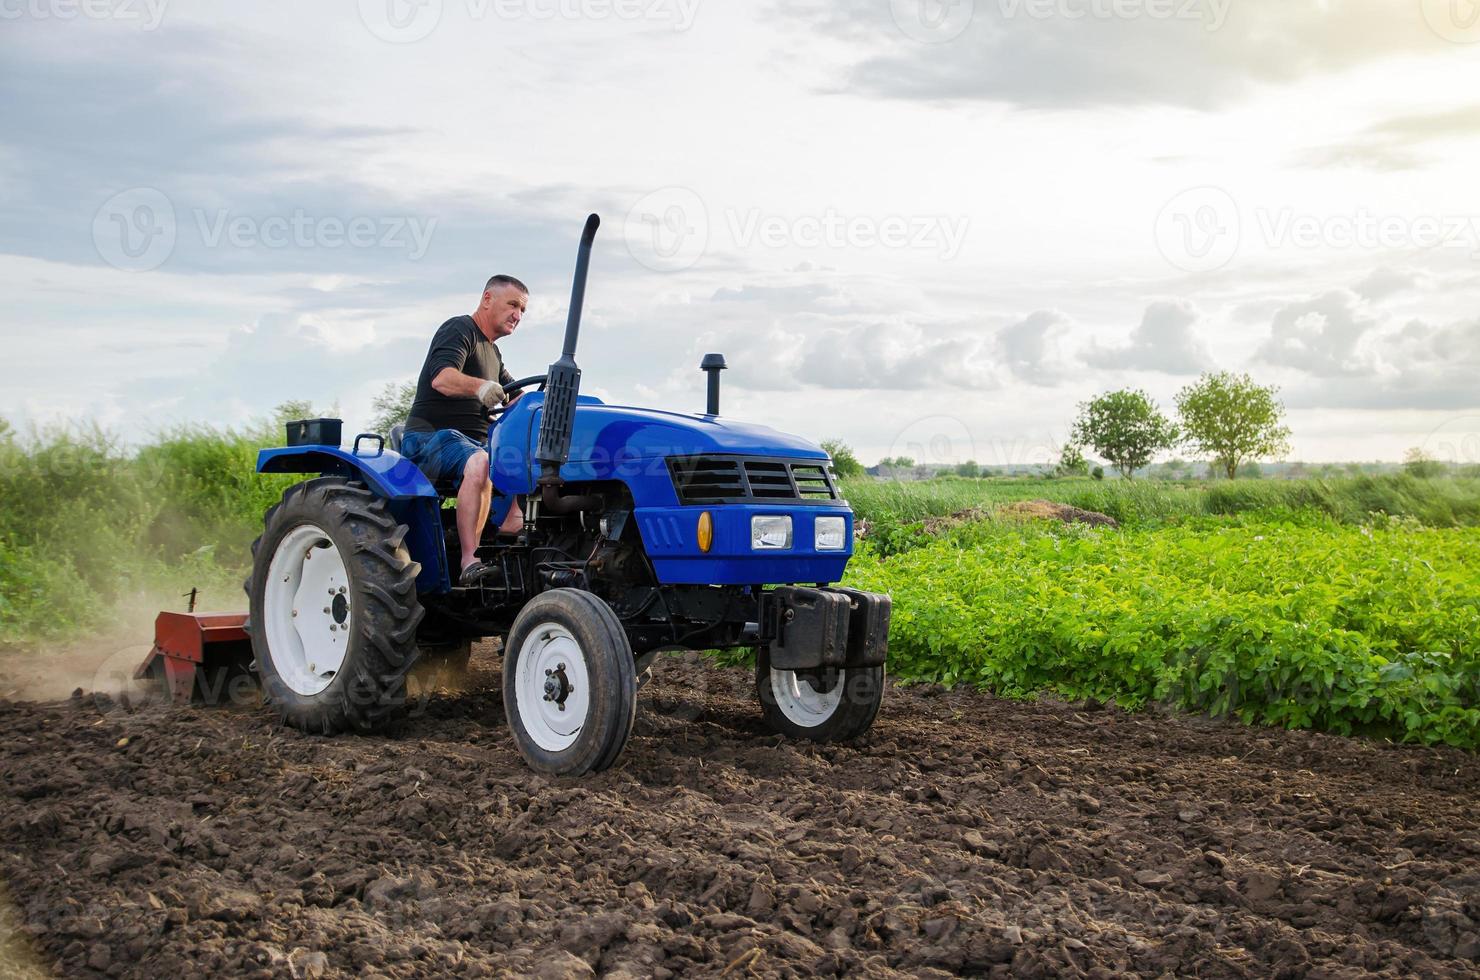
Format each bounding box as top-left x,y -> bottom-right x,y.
405,315 -> 516,440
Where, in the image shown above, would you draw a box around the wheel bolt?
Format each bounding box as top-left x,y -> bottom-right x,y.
292,610 -> 298,618
557,662 -> 566,671
323,607 -> 331,614
329,625 -> 336,632
339,586 -> 347,593
545,669 -> 552,676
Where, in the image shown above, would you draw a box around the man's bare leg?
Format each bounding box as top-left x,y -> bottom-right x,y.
456,451 -> 492,573
497,498 -> 524,534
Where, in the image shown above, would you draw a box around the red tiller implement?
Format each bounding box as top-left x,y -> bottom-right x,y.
133,611 -> 253,704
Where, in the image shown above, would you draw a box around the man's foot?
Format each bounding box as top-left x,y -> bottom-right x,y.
459,561 -> 499,586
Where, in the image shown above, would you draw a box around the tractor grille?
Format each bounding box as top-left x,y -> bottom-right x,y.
669,455 -> 841,505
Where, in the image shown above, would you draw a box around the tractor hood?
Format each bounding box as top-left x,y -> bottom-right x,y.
565,399 -> 827,461
496,394 -> 827,463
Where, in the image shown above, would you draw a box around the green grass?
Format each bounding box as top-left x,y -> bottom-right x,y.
0,423 -> 292,643
843,515 -> 1480,749
844,473 -> 1480,535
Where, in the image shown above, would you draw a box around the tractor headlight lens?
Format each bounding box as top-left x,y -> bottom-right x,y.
815,516 -> 847,551
750,515 -> 793,550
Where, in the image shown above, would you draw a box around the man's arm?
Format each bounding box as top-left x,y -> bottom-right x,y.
431,367 -> 492,398
432,367 -> 504,407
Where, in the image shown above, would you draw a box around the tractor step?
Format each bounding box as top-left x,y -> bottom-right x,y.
134,611 -> 251,704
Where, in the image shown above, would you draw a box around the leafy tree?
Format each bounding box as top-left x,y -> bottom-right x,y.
1403,447 -> 1445,479
1175,372 -> 1291,480
821,438 -> 865,479
1055,442 -> 1089,478
955,459 -> 981,479
1070,389 -> 1178,480
1091,465 -> 1105,481
369,380 -> 418,436
879,456 -> 915,472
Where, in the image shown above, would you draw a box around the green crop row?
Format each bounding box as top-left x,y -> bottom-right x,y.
843,516 -> 1480,749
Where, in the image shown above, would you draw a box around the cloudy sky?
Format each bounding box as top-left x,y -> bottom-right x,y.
3,0 -> 1479,466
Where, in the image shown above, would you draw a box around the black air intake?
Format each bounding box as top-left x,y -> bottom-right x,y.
536,213 -> 600,477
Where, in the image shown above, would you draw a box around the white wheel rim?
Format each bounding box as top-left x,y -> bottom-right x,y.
770,668 -> 844,728
263,524 -> 353,697
515,624 -> 589,752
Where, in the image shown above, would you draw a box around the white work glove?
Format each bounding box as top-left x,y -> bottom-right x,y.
477,380 -> 506,408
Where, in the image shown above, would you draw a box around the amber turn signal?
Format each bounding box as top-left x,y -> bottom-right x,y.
697,511 -> 714,552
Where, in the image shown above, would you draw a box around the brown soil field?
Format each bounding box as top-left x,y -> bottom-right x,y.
1,645 -> 1477,978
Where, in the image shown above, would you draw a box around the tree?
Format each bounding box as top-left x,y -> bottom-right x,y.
1054,442 -> 1089,478
1070,389 -> 1178,480
369,380 -> 417,436
1175,372 -> 1292,481
821,438 -> 865,479
955,459 -> 981,479
1403,447 -> 1445,479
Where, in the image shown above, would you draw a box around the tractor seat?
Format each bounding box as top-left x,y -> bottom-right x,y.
386,423 -> 460,498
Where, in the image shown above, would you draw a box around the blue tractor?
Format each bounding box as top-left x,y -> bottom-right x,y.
245,215 -> 890,774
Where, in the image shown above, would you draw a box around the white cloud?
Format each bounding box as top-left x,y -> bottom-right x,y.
1085,300 -> 1212,374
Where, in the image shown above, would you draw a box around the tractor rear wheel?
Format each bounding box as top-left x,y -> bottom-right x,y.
502,589 -> 637,776
755,647 -> 883,742
246,477 -> 424,734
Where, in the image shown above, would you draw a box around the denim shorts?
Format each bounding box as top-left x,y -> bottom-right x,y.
401,429 -> 485,491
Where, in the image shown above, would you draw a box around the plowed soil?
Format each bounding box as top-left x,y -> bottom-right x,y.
1,646 -> 1477,979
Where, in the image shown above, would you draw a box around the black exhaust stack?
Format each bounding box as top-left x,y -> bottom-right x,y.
536,214 -> 604,514
701,353 -> 726,415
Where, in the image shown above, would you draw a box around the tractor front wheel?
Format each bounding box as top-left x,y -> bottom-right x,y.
247,477 -> 424,734
502,589 -> 637,776
755,647 -> 883,742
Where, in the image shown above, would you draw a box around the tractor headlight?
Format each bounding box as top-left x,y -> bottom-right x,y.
815,516 -> 847,551
750,515 -> 793,550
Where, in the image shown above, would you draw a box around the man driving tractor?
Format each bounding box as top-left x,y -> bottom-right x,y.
402,274 -> 529,585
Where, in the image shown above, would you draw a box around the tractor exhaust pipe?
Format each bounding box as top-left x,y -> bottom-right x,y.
535,214 -> 604,513
701,353 -> 727,415
536,213 -> 599,479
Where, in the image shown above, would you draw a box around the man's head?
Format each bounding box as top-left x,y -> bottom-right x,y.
476,274 -> 528,339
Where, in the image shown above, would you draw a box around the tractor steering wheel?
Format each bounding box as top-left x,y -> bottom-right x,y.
489,374 -> 548,418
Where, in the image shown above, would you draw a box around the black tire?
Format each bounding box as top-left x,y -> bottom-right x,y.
755,646 -> 883,742
502,589 -> 637,776
245,477 -> 424,734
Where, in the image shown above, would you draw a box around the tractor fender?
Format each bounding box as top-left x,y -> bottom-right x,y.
256,446 -> 452,594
